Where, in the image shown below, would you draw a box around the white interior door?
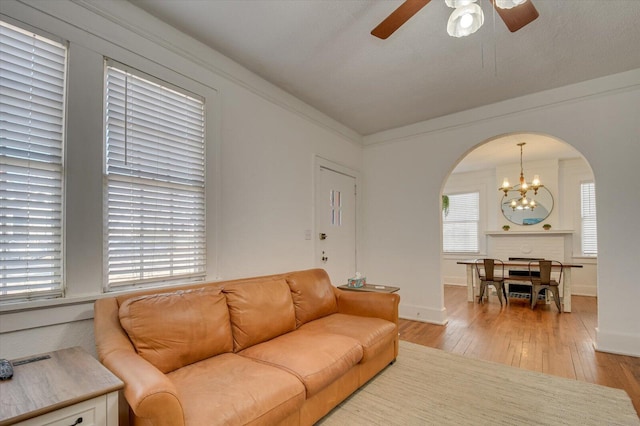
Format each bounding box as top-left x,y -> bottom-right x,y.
316,165 -> 357,286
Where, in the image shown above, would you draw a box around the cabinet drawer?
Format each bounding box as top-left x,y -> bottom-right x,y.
15,395 -> 106,426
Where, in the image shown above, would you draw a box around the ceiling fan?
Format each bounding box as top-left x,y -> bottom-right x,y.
371,0 -> 539,39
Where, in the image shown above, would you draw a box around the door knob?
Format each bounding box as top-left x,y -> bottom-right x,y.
319,233 -> 327,240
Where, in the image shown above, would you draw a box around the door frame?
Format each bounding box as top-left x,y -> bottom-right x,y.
313,156 -> 361,275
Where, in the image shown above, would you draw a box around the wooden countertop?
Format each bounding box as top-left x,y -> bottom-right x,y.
337,284 -> 400,293
0,346 -> 123,425
457,260 -> 583,268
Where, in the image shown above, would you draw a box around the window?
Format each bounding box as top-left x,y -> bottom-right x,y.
442,192 -> 479,253
330,190 -> 342,226
581,181 -> 597,256
104,62 -> 206,290
0,21 -> 67,301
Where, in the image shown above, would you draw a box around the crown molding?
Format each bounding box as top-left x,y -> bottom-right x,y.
25,0 -> 362,146
363,69 -> 640,146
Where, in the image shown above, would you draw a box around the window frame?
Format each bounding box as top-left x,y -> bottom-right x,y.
442,191 -> 481,254
103,60 -> 207,292
0,20 -> 68,302
580,181 -> 597,257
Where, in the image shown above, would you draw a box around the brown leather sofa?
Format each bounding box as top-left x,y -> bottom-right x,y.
94,268 -> 400,425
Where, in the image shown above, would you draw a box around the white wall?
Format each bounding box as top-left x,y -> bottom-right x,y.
0,0 -> 362,359
362,70 -> 640,356
0,0 -> 637,360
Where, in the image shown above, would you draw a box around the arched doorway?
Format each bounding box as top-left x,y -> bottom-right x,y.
440,132 -> 597,310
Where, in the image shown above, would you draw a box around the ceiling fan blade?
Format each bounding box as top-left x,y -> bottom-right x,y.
491,0 -> 539,33
371,0 -> 431,40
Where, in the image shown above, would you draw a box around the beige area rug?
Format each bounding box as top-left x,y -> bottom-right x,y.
318,341 -> 639,426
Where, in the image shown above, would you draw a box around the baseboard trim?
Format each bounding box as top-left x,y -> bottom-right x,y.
595,328 -> 640,357
570,285 -> 597,297
399,303 -> 448,325
443,277 -> 467,286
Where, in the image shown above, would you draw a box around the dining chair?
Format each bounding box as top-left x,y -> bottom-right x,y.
474,259 -> 507,306
529,260 -> 563,312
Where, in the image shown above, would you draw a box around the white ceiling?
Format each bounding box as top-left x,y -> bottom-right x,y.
129,0 -> 640,136
127,0 -> 638,169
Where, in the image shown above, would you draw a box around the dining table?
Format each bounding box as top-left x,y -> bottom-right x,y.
456,260 -> 583,312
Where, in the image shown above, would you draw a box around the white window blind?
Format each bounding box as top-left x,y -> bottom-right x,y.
104,63 -> 206,290
0,21 -> 66,301
581,182 -> 597,256
443,192 -> 479,253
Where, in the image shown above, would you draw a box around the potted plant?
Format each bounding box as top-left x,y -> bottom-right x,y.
442,195 -> 449,217
543,223 -> 552,230
502,225 -> 510,231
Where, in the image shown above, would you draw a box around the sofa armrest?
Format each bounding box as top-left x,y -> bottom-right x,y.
94,298 -> 184,426
333,288 -> 400,325
103,349 -> 184,426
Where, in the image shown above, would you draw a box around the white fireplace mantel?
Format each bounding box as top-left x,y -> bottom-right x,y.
485,230 -> 574,236
486,230 -> 574,265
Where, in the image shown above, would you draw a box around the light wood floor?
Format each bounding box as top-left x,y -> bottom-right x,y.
398,285 -> 640,416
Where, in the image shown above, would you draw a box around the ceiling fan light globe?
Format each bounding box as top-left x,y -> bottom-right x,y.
460,13 -> 473,29
447,4 -> 484,37
495,0 -> 528,9
445,0 -> 477,8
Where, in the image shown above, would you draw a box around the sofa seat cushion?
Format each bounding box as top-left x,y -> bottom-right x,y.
167,353 -> 305,426
224,278 -> 297,351
119,287 -> 233,373
299,313 -> 397,362
240,331 -> 363,398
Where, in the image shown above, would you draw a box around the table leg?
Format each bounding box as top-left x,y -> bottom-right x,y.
466,264 -> 475,302
563,268 -> 572,313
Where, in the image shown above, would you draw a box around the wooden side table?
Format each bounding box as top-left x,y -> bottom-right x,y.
0,346 -> 123,426
337,284 -> 400,293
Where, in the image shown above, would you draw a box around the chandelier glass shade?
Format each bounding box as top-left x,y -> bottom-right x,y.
499,142 -> 543,211
447,3 -> 485,37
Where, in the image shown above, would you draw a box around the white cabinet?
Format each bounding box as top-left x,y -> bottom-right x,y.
14,393 -> 118,426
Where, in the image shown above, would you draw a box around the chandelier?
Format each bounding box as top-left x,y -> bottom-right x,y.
499,142 -> 543,210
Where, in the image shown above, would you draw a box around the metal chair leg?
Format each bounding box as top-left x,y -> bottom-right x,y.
495,283 -> 504,306
531,288 -> 539,309
550,286 -> 562,313
478,282 -> 486,304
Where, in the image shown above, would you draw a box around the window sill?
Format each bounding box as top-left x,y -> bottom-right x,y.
0,294 -> 100,314
0,280 -> 217,333
0,295 -> 97,334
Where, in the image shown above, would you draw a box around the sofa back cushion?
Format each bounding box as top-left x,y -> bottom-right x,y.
285,269 -> 337,327
119,288 -> 233,373
224,279 -> 296,351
